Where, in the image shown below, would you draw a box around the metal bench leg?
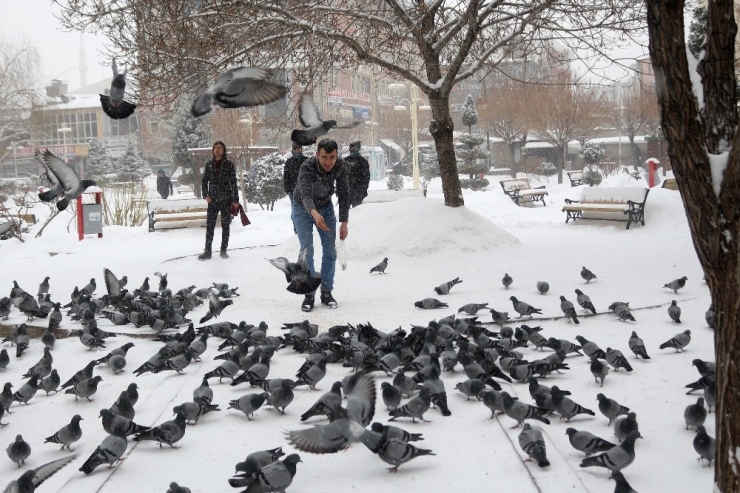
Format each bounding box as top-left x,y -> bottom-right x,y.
149,212 -> 155,233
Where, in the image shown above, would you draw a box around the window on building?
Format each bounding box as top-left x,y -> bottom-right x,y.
108,114 -> 139,137
149,116 -> 159,134
364,78 -> 371,94
39,112 -> 98,145
351,74 -> 358,91
330,69 -> 340,88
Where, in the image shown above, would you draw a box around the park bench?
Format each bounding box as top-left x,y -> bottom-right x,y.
624,166 -> 642,181
148,197 -> 209,232
563,187 -> 650,230
566,170 -> 583,187
0,203 -> 36,225
499,177 -> 548,206
662,178 -> 678,190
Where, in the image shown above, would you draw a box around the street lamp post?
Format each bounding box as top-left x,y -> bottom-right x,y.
6,142 -> 19,181
239,115 -> 256,211
390,83 -> 430,190
57,127 -> 71,163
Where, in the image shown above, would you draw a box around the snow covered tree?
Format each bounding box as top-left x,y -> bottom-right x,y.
457,133 -> 488,190
582,169 -> 603,187
171,97 -> 210,186
578,141 -> 605,169
420,152 -> 440,193
86,138 -> 112,179
461,95 -> 478,134
117,139 -> 149,182
687,7 -> 707,59
245,153 -> 285,211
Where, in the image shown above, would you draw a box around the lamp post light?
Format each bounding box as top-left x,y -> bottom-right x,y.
391,84 -> 430,190
57,127 -> 71,163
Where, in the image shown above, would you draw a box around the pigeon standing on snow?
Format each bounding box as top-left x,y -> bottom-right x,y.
581,266 -> 598,283
590,359 -> 608,387
389,387 -> 432,423
434,278 -> 462,295
291,93 -> 360,145
6,435 -> 31,467
191,67 -> 287,118
100,409 -> 149,437
199,293 -> 233,324
44,414 -> 83,452
518,424 -> 549,467
536,281 -> 549,294
565,428 -> 616,456
575,289 -> 597,314
502,273 -> 513,290
13,377 -> 39,405
99,59 -> 136,119
510,296 -> 542,318
579,430 -> 641,472
458,303 -> 488,315
380,382 -> 402,410
64,375 -> 103,403
627,331 -> 650,359
501,391 -> 550,428
265,379 -> 296,415
614,412 -> 639,442
664,276 -> 688,294
233,454 -> 302,491
0,349 -> 9,369
414,298 -> 448,310
596,394 -> 629,425
693,425 -> 715,465
559,296 -> 580,324
39,370 -> 60,395
668,300 -> 682,323
79,431 -> 127,474
551,386 -> 595,421
684,397 -> 707,430
705,305 -> 715,329
133,411 -> 187,448
610,471 -> 639,493
609,302 -> 635,322
229,392 -> 269,420
605,348 -> 633,372
166,483 -> 191,493
269,250 -> 322,295
489,308 -> 510,326
370,258 -> 389,274
659,330 -> 692,352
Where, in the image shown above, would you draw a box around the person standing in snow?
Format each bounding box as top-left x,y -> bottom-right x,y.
283,142 -> 307,205
156,169 -> 174,199
344,140 -> 370,207
292,138 -> 349,312
198,141 -> 239,260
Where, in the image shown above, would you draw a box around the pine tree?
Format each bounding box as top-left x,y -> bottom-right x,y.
687,7 -> 707,59
117,139 -> 149,182
86,138 -> 112,179
461,94 -> 478,133
420,151 -> 440,192
171,97 -> 211,185
245,153 -> 285,211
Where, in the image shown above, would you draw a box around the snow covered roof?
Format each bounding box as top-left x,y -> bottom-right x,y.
36,94 -> 101,112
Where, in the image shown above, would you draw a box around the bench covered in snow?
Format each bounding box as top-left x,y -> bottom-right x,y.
566,170 -> 583,187
499,178 -> 548,206
563,187 -> 649,229
147,198 -> 209,232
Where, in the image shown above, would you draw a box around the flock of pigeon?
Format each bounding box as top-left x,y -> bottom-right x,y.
0,262 -> 715,493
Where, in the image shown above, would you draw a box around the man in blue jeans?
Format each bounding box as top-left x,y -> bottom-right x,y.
292,138 -> 350,312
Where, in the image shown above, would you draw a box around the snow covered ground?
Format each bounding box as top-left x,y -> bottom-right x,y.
0,171 -> 714,493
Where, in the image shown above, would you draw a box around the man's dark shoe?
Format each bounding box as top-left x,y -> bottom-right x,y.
198,250 -> 212,261
320,290 -> 337,309
220,249 -> 229,259
301,294 -> 315,312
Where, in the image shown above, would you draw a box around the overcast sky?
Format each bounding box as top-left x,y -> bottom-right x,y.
0,0 -> 110,91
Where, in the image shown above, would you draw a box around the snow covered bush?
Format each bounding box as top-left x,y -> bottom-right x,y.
583,169 -> 603,187
461,94 -> 478,132
387,174 -> 404,191
537,161 -> 557,177
578,141 -> 605,166
459,178 -> 489,191
420,152 -> 440,192
245,153 -> 285,210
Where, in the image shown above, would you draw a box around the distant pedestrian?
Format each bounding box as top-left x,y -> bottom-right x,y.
198,141 -> 239,260
284,142 -> 307,205
156,169 -> 173,199
345,140 -> 370,207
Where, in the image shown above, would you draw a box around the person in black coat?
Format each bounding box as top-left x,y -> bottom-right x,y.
283,142 -> 307,205
198,141 -> 239,260
344,140 -> 370,207
156,169 -> 173,199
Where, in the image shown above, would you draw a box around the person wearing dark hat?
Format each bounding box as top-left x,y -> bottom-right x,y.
283,142 -> 307,205
344,140 -> 370,207
156,169 -> 173,199
198,141 -> 239,260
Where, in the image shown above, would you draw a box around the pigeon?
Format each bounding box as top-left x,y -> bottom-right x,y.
103,268 -> 125,298
489,308 -> 510,326
69,329 -> 106,351
597,394 -> 629,425
693,425 -> 715,465
109,389 -> 136,420
41,325 -> 56,350
166,483 -> 191,493
580,430 -> 641,472
295,357 -> 327,390
39,370 -> 60,395
370,428 -> 435,473
536,281 -> 549,294
502,273 -> 513,290
659,330 -> 692,352
705,304 -> 714,329
610,471 -> 638,493
434,278 -> 462,295
44,415 -> 83,451
455,379 -> 487,401
301,381 -> 343,421
1,383 -> 14,413
6,435 -> 31,467
230,392 -> 270,420
2,323 -> 26,346
518,424 -> 549,467
0,298 -> 10,320
414,298 -> 448,309
13,377 -> 39,405
64,375 -> 103,403
38,150 -> 96,211
551,386 -> 595,421
501,391 -> 550,428
0,349 -> 8,370
457,303 -> 488,315
381,382 -> 402,410
133,411 -> 187,448
154,271 -> 168,292
510,296 -> 542,318
627,331 -> 650,359
36,151 -> 65,204
152,348 -> 196,375
392,371 -> 417,398
15,332 -> 30,358
565,428 -> 616,456
79,432 -> 128,474
291,93 -> 360,145
265,378 -> 296,415
664,276 -> 688,294
389,387 -> 432,423
99,59 -> 136,119
233,454 -> 302,492
610,302 -> 636,322
173,402 -> 220,425
191,66 -> 287,117
581,266 -> 598,283
590,358 -> 609,387
269,250 -> 322,295
3,455 -> 77,493
575,289 -> 597,314
97,342 -> 135,366
23,348 -> 53,379
232,447 -> 285,477
614,412 -> 639,442
193,377 -> 213,406
199,293 -> 233,324
574,336 -> 606,360
100,409 -> 149,437
559,296 -> 580,324
605,348 -> 633,372
203,358 -> 241,383
684,397 -> 707,430
37,277 -> 51,296
668,300 -> 682,323
370,258 -> 389,274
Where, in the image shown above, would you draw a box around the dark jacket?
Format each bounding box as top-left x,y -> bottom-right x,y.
283,153 -> 307,195
345,153 -> 370,203
202,159 -> 239,203
294,156 -> 350,223
156,174 -> 173,198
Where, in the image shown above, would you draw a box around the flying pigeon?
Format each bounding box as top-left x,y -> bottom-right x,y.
659,330 -> 692,352
509,296 -> 542,318
291,93 -> 361,145
518,423 -> 549,467
536,281 -> 549,294
581,266 -> 598,283
36,151 -> 64,203
100,59 -> 136,119
269,250 -> 322,295
370,258 -> 389,274
44,414 -> 83,452
191,67 -> 287,117
627,331 -> 650,359
2,455 -> 77,493
414,298 -> 448,309
199,293 -> 233,324
668,300 -> 682,323
664,276 -> 688,294
502,273 -> 513,290
559,296 -> 580,324
38,150 -> 96,211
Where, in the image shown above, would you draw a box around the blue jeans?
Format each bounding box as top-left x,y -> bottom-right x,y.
291,201 -> 337,292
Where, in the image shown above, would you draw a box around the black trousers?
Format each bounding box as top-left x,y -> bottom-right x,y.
204,201 -> 232,252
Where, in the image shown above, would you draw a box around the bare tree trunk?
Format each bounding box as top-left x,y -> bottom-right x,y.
646,1 -> 740,490
428,93 -> 463,207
